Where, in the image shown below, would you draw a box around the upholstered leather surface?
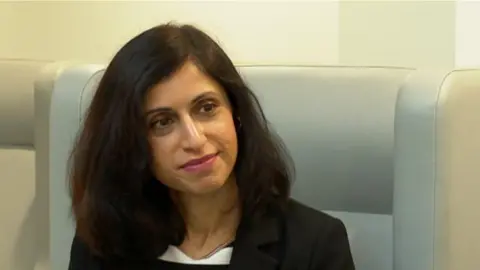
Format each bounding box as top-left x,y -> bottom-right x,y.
39,65 -> 104,270
0,59 -> 48,146
41,64 -> 480,270
0,59 -> 50,270
394,69 -> 480,270
237,66 -> 411,270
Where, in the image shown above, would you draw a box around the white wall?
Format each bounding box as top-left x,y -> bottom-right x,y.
3,1 -> 479,68
0,1 -> 339,65
0,2 -> 17,57
455,0 -> 480,67
339,0 -> 456,68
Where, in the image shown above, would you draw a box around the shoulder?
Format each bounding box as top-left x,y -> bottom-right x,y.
69,234 -> 102,270
280,199 -> 355,270
283,199 -> 346,240
284,199 -> 340,228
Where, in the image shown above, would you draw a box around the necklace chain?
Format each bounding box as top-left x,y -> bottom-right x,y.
199,236 -> 235,259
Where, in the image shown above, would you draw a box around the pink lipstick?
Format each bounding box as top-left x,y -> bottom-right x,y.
180,153 -> 218,172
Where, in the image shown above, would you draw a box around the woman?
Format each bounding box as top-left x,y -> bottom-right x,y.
68,23 -> 355,270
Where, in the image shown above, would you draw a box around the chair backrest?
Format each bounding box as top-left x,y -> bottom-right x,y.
393,68 -> 480,270
0,59 -> 49,270
40,64 -> 480,270
238,66 -> 408,270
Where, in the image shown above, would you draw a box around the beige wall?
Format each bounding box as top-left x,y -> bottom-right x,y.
455,0 -> 480,67
3,1 -> 475,68
2,1 -> 470,68
3,1 -> 479,68
339,0 -> 456,68
0,3 -> 17,57
0,1 -> 340,65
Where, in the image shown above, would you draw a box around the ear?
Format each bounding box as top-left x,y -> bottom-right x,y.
234,116 -> 242,130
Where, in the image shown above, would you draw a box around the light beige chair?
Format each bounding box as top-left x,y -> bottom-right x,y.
35,63 -> 103,270
0,59 -> 52,270
39,64 -> 480,270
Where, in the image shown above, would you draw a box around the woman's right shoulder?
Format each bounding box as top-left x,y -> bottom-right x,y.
69,234 -> 102,270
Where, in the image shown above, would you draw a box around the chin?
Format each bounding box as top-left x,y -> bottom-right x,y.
188,175 -> 233,195
192,180 -> 226,195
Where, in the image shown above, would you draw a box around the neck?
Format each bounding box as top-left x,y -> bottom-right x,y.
175,178 -> 240,238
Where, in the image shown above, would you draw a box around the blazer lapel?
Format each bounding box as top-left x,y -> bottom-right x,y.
229,214 -> 282,270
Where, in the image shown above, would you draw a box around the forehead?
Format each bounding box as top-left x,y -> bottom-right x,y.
145,62 -> 224,110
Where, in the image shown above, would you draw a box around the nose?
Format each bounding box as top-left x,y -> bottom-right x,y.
180,116 -> 207,151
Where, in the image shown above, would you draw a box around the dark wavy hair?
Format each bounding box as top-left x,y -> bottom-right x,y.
69,23 -> 294,261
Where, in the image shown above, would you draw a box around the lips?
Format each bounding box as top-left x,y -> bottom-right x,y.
180,153 -> 218,169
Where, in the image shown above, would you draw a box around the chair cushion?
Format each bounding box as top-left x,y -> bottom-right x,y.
0,59 -> 48,146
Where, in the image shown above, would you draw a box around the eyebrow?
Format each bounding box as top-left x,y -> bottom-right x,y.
145,91 -> 220,116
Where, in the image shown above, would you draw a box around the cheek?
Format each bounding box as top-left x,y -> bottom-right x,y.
212,116 -> 238,155
148,135 -> 176,178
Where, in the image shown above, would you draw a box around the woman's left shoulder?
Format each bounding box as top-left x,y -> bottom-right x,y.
284,199 -> 343,226
283,199 -> 346,232
280,199 -> 355,270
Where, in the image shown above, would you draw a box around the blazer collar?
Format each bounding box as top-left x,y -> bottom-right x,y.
229,213 -> 282,270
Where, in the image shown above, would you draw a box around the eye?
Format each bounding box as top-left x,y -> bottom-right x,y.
199,102 -> 218,115
151,117 -> 174,129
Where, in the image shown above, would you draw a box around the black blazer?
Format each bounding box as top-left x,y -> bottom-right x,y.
69,199 -> 355,270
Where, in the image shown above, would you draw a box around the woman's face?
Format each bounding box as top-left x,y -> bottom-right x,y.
144,61 -> 238,196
